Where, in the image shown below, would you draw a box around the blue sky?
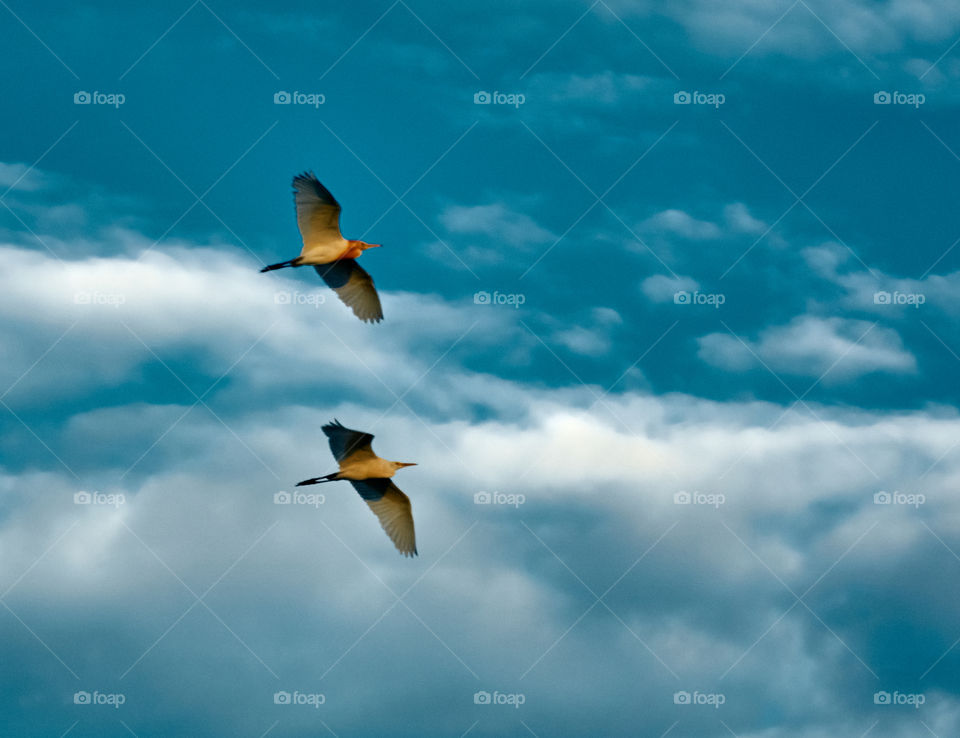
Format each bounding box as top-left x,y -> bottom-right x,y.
3,1 -> 960,736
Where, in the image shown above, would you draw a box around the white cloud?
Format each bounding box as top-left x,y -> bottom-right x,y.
803,242 -> 960,316
0,162 -> 49,192
641,273 -> 699,302
1,231 -> 958,733
440,203 -> 554,248
640,208 -> 722,240
529,70 -> 654,105
697,315 -> 917,381
723,201 -> 768,234
618,0 -> 960,58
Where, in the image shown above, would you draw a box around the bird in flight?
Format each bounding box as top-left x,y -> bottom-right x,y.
297,420 -> 418,557
261,172 -> 384,323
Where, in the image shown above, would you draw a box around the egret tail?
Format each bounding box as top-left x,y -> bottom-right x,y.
296,473 -> 339,486
260,258 -> 300,273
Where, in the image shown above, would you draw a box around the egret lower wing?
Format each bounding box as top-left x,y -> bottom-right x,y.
314,260 -> 383,323
348,478 -> 417,557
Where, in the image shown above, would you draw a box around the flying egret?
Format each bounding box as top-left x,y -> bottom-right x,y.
296,420 -> 418,557
261,173 -> 384,323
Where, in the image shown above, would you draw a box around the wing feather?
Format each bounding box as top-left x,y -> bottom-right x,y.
348,479 -> 418,557
314,260 -> 383,323
322,420 -> 376,463
293,172 -> 342,250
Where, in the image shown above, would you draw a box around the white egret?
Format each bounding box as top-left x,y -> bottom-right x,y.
297,420 -> 418,557
262,173 -> 384,323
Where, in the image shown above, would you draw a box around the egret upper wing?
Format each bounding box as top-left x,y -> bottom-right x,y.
314,260 -> 383,323
348,478 -> 417,557
293,172 -> 342,250
322,419 -> 376,463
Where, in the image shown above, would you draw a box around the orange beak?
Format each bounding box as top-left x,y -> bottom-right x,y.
363,242 -> 382,250
398,462 -> 417,468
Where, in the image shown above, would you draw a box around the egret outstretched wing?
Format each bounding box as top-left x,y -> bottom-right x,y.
348,478 -> 418,557
293,172 -> 342,250
315,260 -> 383,323
322,419 -> 376,463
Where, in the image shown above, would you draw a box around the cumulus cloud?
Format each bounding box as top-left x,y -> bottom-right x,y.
440,203 -> 554,248
803,242 -> 960,316
641,273 -> 700,302
617,0 -> 960,59
697,315 -> 917,381
640,208 -> 722,240
0,225 -> 957,735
